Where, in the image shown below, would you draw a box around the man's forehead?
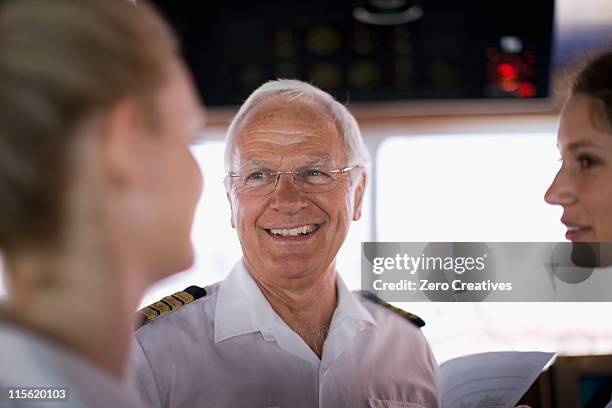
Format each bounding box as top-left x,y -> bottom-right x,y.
230,96 -> 349,164
241,127 -> 328,143
240,96 -> 337,133
236,101 -> 343,142
234,134 -> 346,159
237,153 -> 333,166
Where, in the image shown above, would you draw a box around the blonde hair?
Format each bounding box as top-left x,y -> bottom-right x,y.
0,0 -> 177,254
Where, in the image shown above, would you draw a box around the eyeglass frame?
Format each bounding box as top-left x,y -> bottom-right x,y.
225,165 -> 360,196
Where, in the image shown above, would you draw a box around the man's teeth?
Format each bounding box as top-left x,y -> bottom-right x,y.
269,225 -> 318,236
567,226 -> 583,231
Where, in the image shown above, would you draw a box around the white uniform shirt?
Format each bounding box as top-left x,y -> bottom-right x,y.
0,322 -> 143,408
130,261 -> 440,408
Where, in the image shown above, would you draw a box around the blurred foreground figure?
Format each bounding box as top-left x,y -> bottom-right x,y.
131,79 -> 440,408
0,0 -> 204,406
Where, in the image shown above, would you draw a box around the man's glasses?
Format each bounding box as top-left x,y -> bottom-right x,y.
226,165 -> 359,196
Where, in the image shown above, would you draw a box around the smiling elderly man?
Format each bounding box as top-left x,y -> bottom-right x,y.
130,79 -> 441,408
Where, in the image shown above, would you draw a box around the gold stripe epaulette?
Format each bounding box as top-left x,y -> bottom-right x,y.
357,290 -> 425,328
134,285 -> 207,330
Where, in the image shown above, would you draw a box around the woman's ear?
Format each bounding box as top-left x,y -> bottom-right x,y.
97,97 -> 147,187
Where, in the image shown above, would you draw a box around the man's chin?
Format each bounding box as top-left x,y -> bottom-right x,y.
263,259 -> 326,281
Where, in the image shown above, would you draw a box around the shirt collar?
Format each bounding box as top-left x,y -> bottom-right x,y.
331,272 -> 379,331
214,259 -> 379,344
214,260 -> 276,343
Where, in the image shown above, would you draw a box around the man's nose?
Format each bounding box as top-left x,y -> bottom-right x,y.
544,168 -> 577,207
270,172 -> 307,214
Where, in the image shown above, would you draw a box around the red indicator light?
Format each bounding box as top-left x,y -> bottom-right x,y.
497,63 -> 518,79
518,82 -> 536,97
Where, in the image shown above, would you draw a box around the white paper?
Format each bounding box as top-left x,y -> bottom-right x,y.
439,351 -> 555,408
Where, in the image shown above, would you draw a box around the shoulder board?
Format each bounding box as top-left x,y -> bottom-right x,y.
134,285 -> 207,330
356,290 -> 425,328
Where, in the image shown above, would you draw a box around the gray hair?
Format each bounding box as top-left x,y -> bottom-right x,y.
224,79 -> 370,172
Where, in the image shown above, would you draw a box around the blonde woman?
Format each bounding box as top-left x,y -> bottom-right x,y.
0,0 -> 204,406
